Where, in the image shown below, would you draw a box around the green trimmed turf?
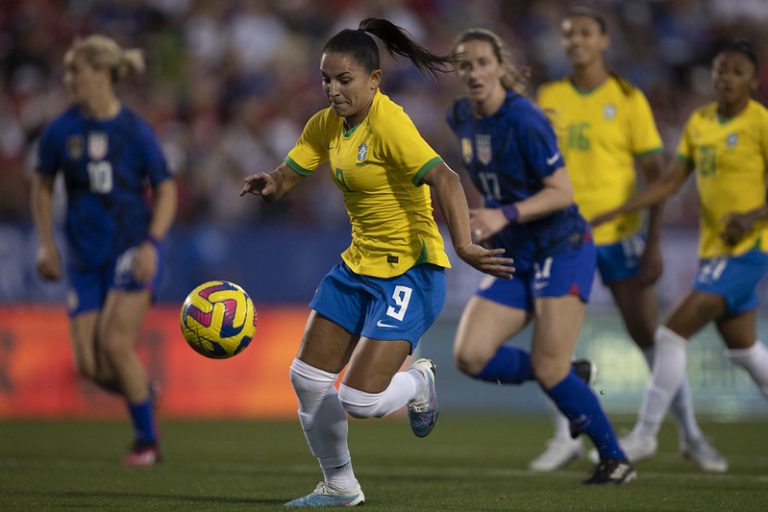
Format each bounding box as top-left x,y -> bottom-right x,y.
1,416 -> 766,511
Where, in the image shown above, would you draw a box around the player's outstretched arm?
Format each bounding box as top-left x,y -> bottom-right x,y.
240,163 -> 305,202
592,157 -> 692,227
423,162 -> 514,279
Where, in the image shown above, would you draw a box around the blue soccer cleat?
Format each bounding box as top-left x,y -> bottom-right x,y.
284,482 -> 365,507
407,358 -> 439,438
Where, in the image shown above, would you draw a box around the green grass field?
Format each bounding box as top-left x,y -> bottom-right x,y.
1,416 -> 766,511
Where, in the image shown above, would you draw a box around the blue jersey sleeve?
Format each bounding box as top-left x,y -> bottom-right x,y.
36,123 -> 63,177
137,120 -> 172,186
518,107 -> 564,179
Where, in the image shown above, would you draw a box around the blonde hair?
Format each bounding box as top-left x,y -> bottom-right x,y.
453,28 -> 528,95
67,35 -> 145,83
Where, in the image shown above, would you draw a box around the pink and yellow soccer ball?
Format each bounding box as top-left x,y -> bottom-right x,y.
179,280 -> 257,359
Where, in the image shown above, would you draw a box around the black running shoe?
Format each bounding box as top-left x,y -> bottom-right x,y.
573,359 -> 597,386
583,458 -> 636,485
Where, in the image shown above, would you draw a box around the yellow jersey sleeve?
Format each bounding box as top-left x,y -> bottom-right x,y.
627,89 -> 663,155
375,107 -> 443,185
284,109 -> 331,175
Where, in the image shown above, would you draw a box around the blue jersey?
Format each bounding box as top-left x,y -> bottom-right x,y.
36,105 -> 172,271
447,92 -> 588,271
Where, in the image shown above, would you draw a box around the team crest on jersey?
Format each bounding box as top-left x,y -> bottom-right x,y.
88,132 -> 109,160
726,132 -> 738,147
357,143 -> 368,162
461,138 -> 473,163
603,103 -> 617,120
67,135 -> 84,159
475,134 -> 492,165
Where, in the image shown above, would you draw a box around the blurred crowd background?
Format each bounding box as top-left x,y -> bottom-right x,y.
2,0 -> 768,305
2,0 -> 768,227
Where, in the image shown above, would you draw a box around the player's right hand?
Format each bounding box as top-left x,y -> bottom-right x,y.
240,173 -> 277,199
36,246 -> 61,281
456,243 -> 515,279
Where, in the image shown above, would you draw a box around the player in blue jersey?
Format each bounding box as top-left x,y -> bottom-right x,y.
447,28 -> 634,484
31,35 -> 176,466
241,19 -> 514,507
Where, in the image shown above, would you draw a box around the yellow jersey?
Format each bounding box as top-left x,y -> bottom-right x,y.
537,77 -> 663,245
676,99 -> 768,258
285,89 -> 450,278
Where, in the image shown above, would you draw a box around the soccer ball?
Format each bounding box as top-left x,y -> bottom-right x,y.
179,280 -> 257,359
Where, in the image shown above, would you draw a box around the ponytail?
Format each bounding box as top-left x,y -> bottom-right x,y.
323,18 -> 455,78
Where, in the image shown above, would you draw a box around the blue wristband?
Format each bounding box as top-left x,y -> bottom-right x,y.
145,235 -> 161,249
501,204 -> 519,223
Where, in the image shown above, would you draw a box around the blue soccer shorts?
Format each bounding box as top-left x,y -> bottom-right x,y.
309,261 -> 446,352
692,249 -> 768,315
66,243 -> 165,317
477,237 -> 596,311
596,232 -> 646,284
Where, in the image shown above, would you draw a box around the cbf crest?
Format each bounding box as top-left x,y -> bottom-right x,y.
475,134 -> 492,165
357,143 -> 368,162
603,103 -> 617,120
88,132 -> 109,160
726,132 -> 738,147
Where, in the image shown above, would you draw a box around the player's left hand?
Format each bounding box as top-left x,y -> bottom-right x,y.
455,243 -> 515,279
638,238 -> 663,285
132,241 -> 158,284
720,212 -> 753,246
469,208 -> 508,243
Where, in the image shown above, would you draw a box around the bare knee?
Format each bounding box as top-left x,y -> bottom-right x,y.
531,355 -> 570,389
454,345 -> 494,377
73,359 -> 98,382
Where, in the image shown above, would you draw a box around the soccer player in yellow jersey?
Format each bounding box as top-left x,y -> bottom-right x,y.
594,40 -> 768,469
534,7 -> 726,473
241,18 -> 513,507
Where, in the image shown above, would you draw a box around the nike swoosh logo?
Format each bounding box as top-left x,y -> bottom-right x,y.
534,282 -> 548,290
546,153 -> 560,166
376,319 -> 398,328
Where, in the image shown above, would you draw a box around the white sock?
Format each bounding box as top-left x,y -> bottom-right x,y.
635,327 -> 688,439
641,346 -> 702,443
547,399 -> 573,441
338,370 -> 420,419
289,358 -> 357,491
727,341 -> 768,399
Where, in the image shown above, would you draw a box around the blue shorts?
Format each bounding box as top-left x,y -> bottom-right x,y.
692,250 -> 768,315
309,262 -> 446,352
477,238 -> 596,311
66,243 -> 165,317
596,233 -> 645,284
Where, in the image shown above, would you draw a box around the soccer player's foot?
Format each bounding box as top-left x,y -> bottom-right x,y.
682,437 -> 728,473
573,359 -> 597,386
583,458 -> 636,485
284,482 -> 365,507
407,358 -> 439,438
122,440 -> 161,466
619,430 -> 658,462
528,437 -> 583,471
